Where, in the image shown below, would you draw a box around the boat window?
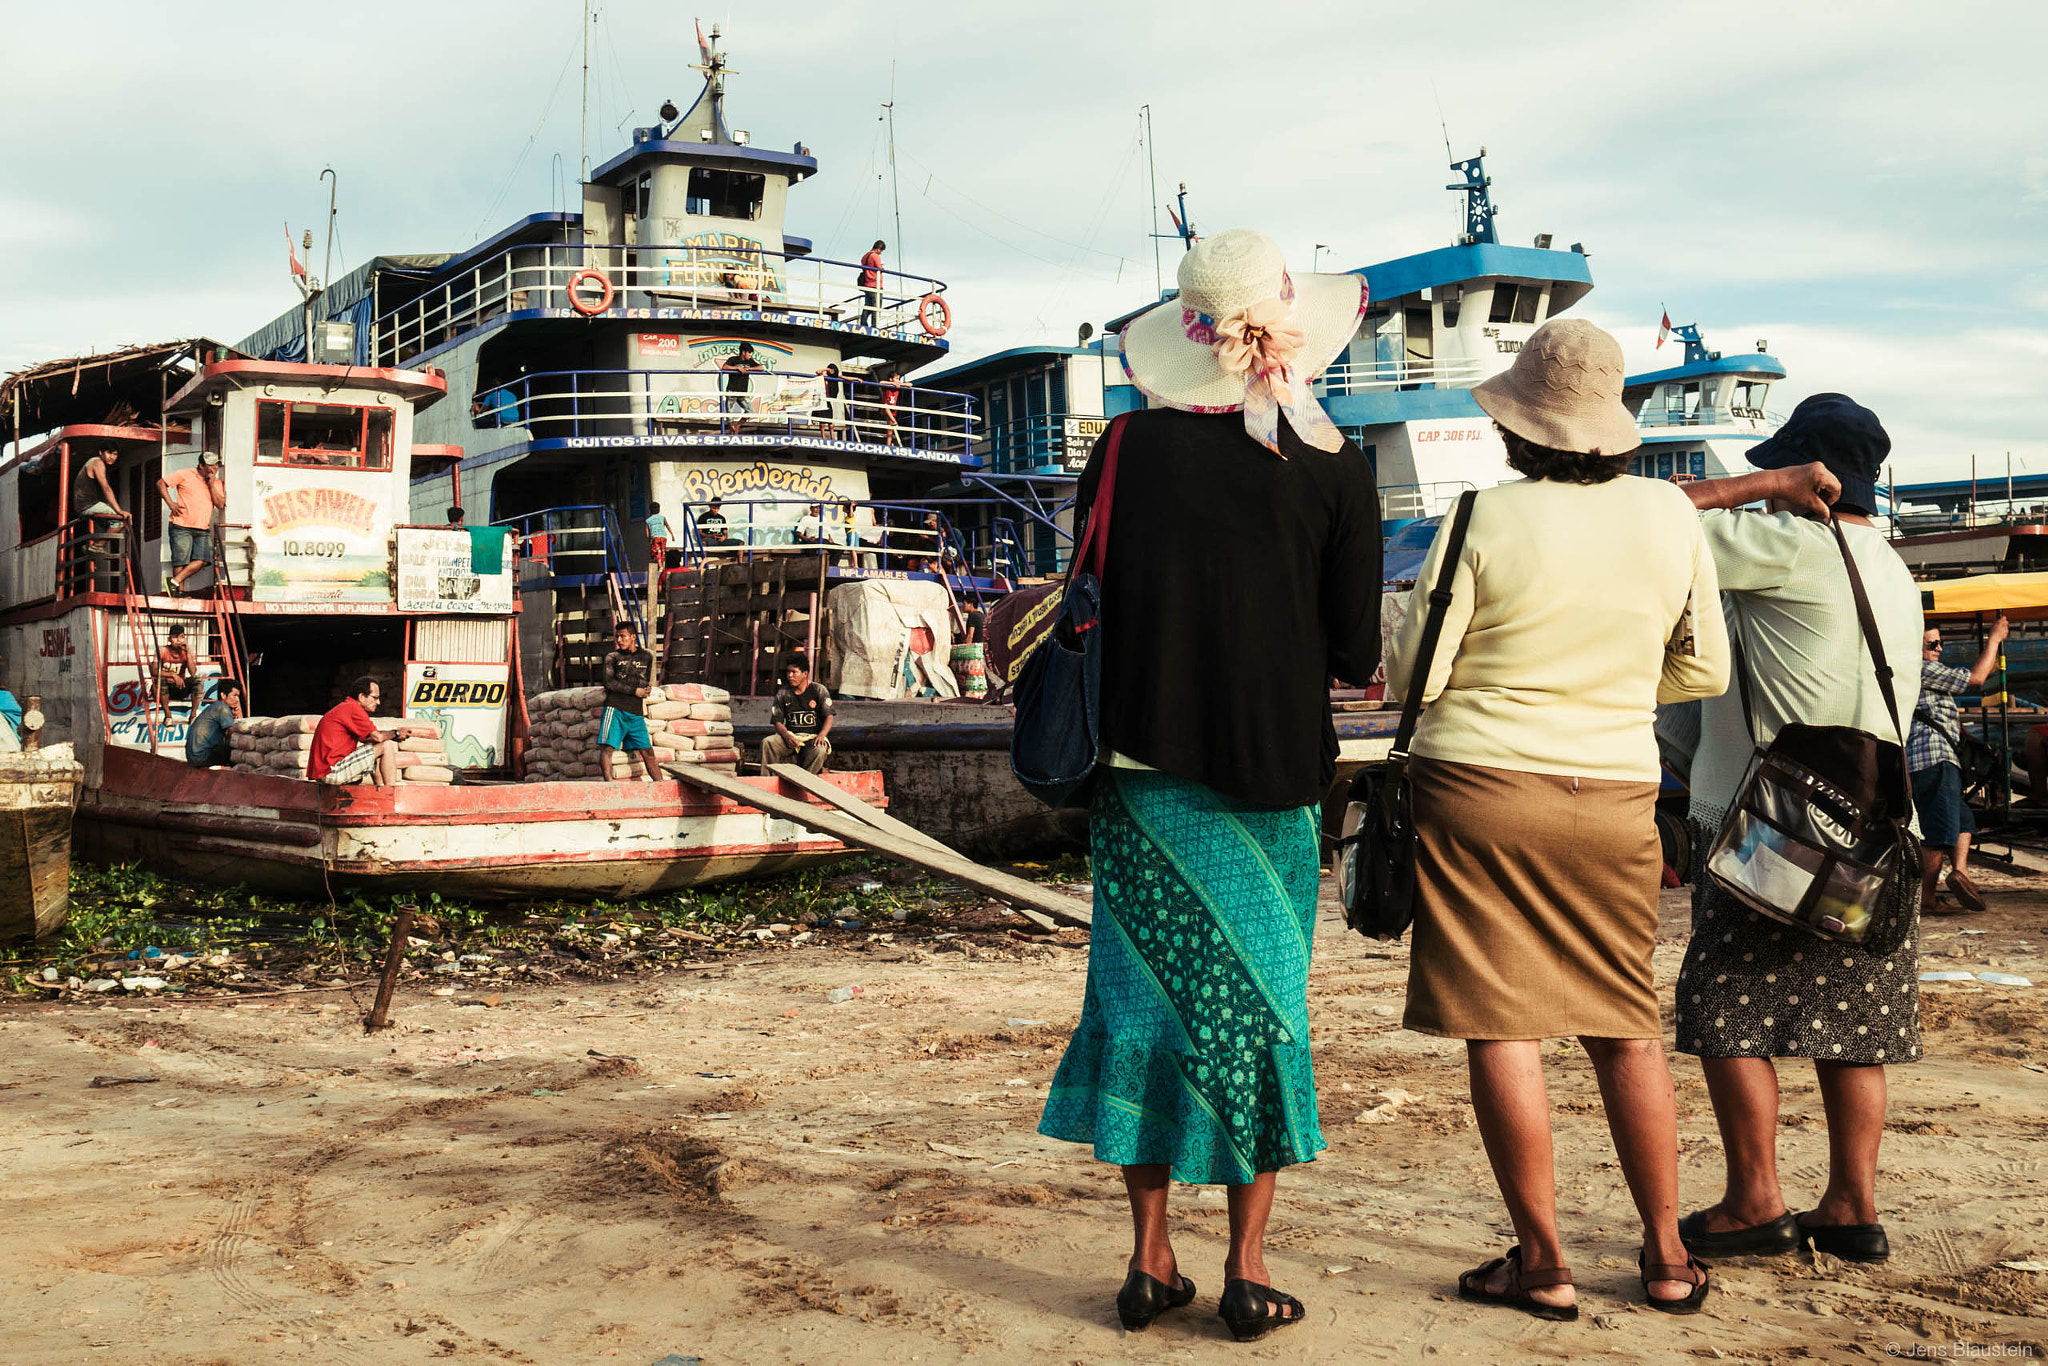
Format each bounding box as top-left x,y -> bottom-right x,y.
1488,286 -> 1518,324
1511,286 -> 1541,326
18,454 -> 62,542
254,400 -> 395,470
685,168 -> 765,220
1735,380 -> 1770,416
635,173 -> 653,220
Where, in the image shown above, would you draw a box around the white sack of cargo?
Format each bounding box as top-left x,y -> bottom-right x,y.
825,578 -> 960,702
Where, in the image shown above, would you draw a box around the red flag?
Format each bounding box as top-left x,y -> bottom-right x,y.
695,19 -> 711,64
286,225 -> 306,280
1656,310 -> 1671,349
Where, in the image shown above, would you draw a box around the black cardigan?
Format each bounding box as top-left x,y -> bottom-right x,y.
1076,408 -> 1383,808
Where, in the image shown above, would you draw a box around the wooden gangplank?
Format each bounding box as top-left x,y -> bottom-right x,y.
666,764 -> 1091,930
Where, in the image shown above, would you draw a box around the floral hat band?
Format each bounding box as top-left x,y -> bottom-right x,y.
1177,272 -> 1339,457
1120,231 -> 1366,458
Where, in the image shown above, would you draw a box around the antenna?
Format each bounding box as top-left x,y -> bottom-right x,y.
1432,80 -> 1454,164
883,63 -> 904,272
319,167 -> 338,291
578,1 -> 592,181
1140,105 -> 1161,296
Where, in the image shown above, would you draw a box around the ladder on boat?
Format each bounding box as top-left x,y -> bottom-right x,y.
109,521 -> 164,751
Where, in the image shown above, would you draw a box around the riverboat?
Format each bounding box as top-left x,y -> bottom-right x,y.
0,342 -> 879,898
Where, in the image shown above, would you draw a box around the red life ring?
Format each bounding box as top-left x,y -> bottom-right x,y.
917,293 -> 952,337
566,268 -> 614,316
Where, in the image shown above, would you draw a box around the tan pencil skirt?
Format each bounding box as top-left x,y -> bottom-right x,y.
1403,756 -> 1664,1041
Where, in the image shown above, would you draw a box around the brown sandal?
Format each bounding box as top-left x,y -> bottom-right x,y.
1639,1249 -> 1711,1314
1456,1245 -> 1577,1322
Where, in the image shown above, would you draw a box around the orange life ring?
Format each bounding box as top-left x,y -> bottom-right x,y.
567,268 -> 614,316
917,293 -> 952,337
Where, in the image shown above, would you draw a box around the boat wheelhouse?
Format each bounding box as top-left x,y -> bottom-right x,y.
1620,322 -> 1786,482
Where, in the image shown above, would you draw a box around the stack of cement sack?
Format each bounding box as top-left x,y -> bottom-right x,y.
227,716 -> 455,784
521,684 -> 740,781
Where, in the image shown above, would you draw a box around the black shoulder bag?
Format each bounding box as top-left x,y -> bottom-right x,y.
1337,490 -> 1477,941
1704,519 -> 1918,952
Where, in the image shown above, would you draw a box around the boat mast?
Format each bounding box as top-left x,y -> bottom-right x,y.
884,62 -> 904,272
579,0 -> 591,181
1141,105 -> 1160,296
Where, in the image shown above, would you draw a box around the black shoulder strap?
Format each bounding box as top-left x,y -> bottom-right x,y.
1391,491 -> 1477,761
1828,517 -> 1914,811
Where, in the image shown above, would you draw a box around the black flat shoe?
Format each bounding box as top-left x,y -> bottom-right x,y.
1116,1268 -> 1196,1331
1678,1208 -> 1802,1258
1796,1211 -> 1890,1263
1219,1278 -> 1304,1342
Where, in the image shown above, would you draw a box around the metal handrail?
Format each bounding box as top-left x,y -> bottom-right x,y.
473,368 -> 979,458
670,498 -> 1005,582
1379,480 -> 1477,522
1636,407 -> 1786,430
1317,357 -> 1492,394
374,244 -> 950,366
491,503 -> 646,634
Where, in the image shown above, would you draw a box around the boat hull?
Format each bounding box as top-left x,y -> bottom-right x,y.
79,747 -> 882,900
0,756 -> 84,940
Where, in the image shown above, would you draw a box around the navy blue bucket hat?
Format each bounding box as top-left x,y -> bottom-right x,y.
1747,393 -> 1889,517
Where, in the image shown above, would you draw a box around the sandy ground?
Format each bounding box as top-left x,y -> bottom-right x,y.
5,870 -> 2047,1366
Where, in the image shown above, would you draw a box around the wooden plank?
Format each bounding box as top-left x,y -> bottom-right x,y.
670,764 -> 1092,929
768,762 -> 969,859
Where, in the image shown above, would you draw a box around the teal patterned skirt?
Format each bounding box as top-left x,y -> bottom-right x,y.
1038,768 -> 1325,1185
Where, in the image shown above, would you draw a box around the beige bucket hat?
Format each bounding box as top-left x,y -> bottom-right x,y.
1119,229 -> 1366,455
1471,318 -> 1641,456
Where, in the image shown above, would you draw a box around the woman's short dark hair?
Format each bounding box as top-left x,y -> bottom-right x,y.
1499,427 -> 1633,485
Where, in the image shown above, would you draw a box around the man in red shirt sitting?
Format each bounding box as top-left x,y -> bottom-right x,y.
307,676 -> 437,786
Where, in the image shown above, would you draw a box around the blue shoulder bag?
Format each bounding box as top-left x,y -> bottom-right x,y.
1009,414 -> 1127,808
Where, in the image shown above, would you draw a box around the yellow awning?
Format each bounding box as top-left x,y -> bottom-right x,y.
1920,571 -> 2048,620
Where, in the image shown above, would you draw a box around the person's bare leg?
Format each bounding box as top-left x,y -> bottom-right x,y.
375,740 -> 402,786
637,748 -> 662,781
1224,1172 -> 1296,1320
1696,1056 -> 1788,1230
1121,1164 -> 1177,1284
1811,1062 -> 1886,1225
1582,1036 -> 1691,1301
598,743 -> 620,782
1953,829 -> 1973,877
1466,1039 -> 1573,1309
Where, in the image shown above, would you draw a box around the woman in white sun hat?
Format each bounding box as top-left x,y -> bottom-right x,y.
1036,229 -> 1382,1342
1386,317 -> 1729,1320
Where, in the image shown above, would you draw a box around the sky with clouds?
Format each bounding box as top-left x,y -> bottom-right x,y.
2,0 -> 2041,481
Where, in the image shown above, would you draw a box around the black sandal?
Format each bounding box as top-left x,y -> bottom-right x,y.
1639,1249 -> 1711,1314
1218,1278 -> 1304,1342
1456,1245 -> 1578,1322
1116,1268 -> 1195,1331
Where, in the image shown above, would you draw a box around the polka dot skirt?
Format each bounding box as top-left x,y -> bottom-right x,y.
1675,820 -> 1921,1064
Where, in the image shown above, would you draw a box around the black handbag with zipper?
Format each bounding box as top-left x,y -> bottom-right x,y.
1703,518 -> 1918,953
1336,490 -> 1477,941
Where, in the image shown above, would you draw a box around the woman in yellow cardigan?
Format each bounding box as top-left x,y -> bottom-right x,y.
1388,319 -> 1726,1319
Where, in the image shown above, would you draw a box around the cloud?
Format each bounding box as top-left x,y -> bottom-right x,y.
2,0 -> 2043,483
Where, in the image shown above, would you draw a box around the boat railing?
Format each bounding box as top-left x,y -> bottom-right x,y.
54,514 -> 131,598
972,413 -> 1072,473
374,244 -> 951,367
1317,357 -> 1492,395
472,368 -> 979,459
1637,406 -> 1785,431
492,504 -> 648,635
1379,480 -> 1477,525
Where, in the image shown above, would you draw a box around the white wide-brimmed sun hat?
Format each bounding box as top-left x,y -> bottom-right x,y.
1471,318 -> 1641,456
1119,229 -> 1367,455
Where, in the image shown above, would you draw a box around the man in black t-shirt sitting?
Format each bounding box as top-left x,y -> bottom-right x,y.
761,654 -> 835,774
